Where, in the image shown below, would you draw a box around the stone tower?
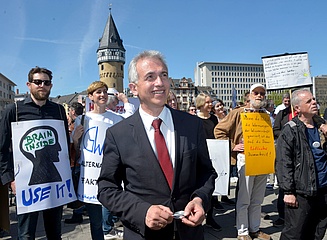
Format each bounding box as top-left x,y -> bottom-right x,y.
97,12 -> 125,92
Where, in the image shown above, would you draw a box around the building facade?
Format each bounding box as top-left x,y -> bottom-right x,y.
313,75 -> 327,116
170,77 -> 195,111
0,73 -> 16,118
97,12 -> 125,92
195,62 -> 266,107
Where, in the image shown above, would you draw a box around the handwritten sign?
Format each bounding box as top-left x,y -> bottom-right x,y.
262,52 -> 312,90
207,139 -> 230,196
12,120 -> 76,215
240,112 -> 275,176
77,119 -> 114,204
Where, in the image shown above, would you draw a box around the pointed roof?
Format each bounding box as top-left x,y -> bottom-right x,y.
98,13 -> 125,52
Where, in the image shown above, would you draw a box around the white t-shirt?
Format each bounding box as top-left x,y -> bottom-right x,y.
71,111 -> 123,143
274,103 -> 287,115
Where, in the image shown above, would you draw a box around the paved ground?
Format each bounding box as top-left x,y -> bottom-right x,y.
3,183 -> 327,239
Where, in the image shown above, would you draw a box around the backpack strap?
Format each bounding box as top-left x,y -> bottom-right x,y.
287,120 -> 296,128
72,114 -> 85,169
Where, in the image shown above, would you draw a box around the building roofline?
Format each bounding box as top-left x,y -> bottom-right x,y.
197,62 -> 263,67
0,73 -> 17,86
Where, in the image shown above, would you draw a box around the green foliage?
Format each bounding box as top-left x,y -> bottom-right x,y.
267,91 -> 289,106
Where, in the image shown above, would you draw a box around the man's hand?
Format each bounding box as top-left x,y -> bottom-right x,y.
116,93 -> 129,103
145,205 -> 173,230
320,124 -> 327,137
72,125 -> 84,147
284,194 -> 298,208
233,143 -> 244,152
10,181 -> 16,195
181,197 -> 205,227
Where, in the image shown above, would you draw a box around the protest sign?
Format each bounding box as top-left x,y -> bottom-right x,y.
77,119 -> 113,204
85,96 -> 139,113
207,139 -> 230,196
240,112 -> 275,176
262,52 -> 312,90
12,120 -> 76,215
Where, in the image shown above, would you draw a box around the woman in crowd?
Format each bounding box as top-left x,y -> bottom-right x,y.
195,93 -> 221,231
167,90 -> 179,110
72,81 -> 123,240
213,99 -> 227,122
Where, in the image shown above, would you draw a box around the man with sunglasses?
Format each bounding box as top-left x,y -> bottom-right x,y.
0,66 -> 70,239
215,83 -> 271,240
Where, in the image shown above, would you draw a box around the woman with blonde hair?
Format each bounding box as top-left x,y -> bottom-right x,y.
72,81 -> 123,239
195,93 -> 221,231
167,90 -> 179,110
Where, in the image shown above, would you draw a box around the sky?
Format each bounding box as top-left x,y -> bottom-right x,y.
1,0 -> 327,97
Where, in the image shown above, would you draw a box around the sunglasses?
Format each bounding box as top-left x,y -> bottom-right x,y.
30,79 -> 52,86
252,91 -> 265,96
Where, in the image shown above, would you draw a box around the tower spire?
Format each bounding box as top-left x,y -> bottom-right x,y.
96,9 -> 125,92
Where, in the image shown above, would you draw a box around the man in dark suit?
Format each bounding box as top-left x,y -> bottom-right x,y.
98,50 -> 217,240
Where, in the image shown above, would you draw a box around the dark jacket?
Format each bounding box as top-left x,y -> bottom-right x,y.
97,107 -> 217,240
275,116 -> 326,196
273,107 -> 325,140
273,106 -> 292,139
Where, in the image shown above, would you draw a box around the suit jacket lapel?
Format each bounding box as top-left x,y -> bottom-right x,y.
129,111 -> 157,163
170,108 -> 186,190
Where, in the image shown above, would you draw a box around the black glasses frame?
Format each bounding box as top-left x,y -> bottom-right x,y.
30,79 -> 52,86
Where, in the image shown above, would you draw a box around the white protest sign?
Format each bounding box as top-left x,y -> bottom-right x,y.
262,52 -> 312,90
85,96 -> 139,114
206,139 -> 230,196
12,120 -> 76,215
77,119 -> 113,204
114,97 -> 140,114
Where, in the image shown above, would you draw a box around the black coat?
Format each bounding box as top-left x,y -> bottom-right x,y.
98,107 -> 217,240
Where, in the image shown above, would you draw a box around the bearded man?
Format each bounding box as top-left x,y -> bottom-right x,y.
214,83 -> 272,240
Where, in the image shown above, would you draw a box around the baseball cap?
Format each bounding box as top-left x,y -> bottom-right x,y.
107,88 -> 118,96
250,83 -> 266,93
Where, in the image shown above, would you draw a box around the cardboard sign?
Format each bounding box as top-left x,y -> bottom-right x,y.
262,52 -> 312,90
240,112 -> 275,176
77,119 -> 114,204
12,120 -> 76,215
207,139 -> 230,195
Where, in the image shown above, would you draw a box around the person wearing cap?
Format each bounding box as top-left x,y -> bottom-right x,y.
214,83 -> 272,240
107,88 -> 136,118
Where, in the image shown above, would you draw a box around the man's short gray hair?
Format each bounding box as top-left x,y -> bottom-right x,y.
282,92 -> 290,100
291,89 -> 311,108
107,95 -> 118,105
128,50 -> 168,84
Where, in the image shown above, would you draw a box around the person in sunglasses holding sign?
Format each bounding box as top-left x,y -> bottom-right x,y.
0,67 -> 70,239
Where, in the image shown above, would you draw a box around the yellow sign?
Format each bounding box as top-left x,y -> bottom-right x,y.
241,112 -> 275,176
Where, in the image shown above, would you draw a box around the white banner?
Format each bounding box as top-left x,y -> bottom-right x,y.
12,120 -> 76,215
262,52 -> 312,90
77,119 -> 113,204
207,139 -> 230,196
85,96 -> 140,113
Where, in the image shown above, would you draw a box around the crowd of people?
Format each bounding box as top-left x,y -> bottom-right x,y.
1,50 -> 327,240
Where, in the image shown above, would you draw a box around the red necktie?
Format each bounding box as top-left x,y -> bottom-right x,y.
152,119 -> 174,190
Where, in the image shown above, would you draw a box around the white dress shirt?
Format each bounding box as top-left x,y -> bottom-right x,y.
139,106 -> 176,168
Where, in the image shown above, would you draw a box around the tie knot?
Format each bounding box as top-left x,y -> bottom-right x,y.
152,118 -> 162,130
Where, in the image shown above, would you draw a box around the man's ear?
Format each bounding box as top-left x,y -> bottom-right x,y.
294,105 -> 300,112
128,83 -> 138,97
